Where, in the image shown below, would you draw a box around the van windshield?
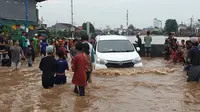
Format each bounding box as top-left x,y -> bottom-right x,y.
97,40 -> 134,53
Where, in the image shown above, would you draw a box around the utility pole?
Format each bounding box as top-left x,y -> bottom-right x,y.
126,10 -> 128,29
25,0 -> 29,33
190,16 -> 194,34
71,0 -> 74,38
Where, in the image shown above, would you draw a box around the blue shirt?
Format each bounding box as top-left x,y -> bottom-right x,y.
198,45 -> 200,50
56,59 -> 69,73
40,42 -> 48,52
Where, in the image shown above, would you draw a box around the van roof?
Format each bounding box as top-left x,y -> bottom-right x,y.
96,35 -> 128,41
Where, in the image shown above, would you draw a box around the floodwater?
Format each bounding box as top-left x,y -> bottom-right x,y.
127,36 -> 191,44
1,58 -> 200,112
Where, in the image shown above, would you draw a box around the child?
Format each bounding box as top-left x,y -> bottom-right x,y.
39,46 -> 57,89
83,43 -> 93,83
10,40 -> 26,70
175,46 -> 184,63
40,39 -> 48,56
171,38 -> 178,51
71,42 -> 87,96
55,50 -> 69,84
169,46 -> 184,63
168,47 -> 176,64
181,40 -> 186,49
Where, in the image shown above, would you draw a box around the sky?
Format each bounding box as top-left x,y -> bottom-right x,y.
38,0 -> 200,29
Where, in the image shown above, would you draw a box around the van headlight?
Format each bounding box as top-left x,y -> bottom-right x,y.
132,57 -> 141,64
96,58 -> 108,64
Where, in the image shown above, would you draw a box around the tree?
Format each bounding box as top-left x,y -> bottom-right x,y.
63,30 -> 68,37
128,24 -> 134,30
164,19 -> 178,34
82,22 -> 95,33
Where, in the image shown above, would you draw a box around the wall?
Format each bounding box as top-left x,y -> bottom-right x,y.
0,0 -> 37,21
134,44 -> 165,57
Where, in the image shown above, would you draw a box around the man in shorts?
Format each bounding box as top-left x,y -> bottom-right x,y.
10,40 -> 26,70
144,31 -> 152,57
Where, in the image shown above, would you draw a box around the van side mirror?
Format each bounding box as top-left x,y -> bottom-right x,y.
136,47 -> 140,51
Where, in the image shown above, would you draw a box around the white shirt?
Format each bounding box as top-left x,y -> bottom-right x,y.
26,39 -> 30,46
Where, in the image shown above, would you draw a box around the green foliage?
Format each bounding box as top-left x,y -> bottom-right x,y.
164,19 -> 178,34
128,24 -> 134,30
82,22 -> 95,33
151,30 -> 163,35
2,26 -> 9,36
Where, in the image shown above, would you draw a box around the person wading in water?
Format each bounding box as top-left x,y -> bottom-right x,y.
72,41 -> 87,96
39,46 -> 57,89
10,40 -> 26,71
186,37 -> 200,82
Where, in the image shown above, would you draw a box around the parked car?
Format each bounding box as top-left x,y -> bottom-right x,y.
94,35 -> 143,69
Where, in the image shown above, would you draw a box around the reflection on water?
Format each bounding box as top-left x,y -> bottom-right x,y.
1,58 -> 200,112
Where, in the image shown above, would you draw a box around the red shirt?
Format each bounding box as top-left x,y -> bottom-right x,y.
72,52 -> 86,86
59,46 -> 66,56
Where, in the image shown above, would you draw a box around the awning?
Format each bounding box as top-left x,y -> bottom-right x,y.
36,0 -> 46,2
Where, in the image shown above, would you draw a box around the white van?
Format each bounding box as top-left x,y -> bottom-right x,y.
94,35 -> 143,69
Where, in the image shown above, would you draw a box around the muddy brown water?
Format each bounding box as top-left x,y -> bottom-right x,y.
0,58 -> 200,112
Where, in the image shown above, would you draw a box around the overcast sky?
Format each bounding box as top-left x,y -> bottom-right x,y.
38,0 -> 200,29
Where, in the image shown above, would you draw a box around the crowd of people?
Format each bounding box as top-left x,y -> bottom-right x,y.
39,34 -> 95,96
164,33 -> 200,82
0,30 -> 95,96
135,31 -> 200,82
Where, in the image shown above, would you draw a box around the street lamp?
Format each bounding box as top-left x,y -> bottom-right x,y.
25,0 -> 29,33
71,0 -> 75,38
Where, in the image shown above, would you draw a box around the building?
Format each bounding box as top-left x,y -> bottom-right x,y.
0,0 -> 46,39
153,18 -> 162,29
178,23 -> 187,32
176,22 -> 196,36
47,23 -> 76,32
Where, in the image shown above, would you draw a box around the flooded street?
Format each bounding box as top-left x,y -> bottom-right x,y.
1,58 -> 200,112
